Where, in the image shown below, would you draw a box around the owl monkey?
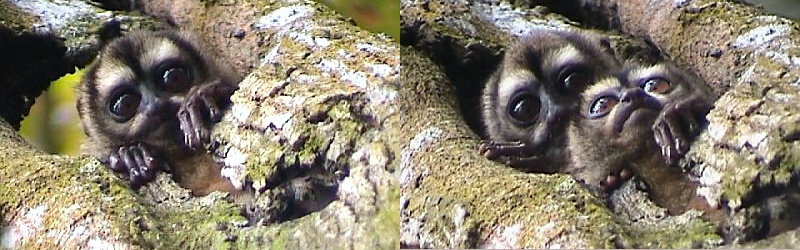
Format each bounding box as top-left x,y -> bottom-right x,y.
479,28 -> 621,173
77,30 -> 240,196
567,63 -> 715,214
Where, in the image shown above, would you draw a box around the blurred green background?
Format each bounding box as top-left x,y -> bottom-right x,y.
18,0 -> 399,155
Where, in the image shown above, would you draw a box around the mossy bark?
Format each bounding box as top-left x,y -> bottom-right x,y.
400,0 -> 800,248
0,0 -> 399,248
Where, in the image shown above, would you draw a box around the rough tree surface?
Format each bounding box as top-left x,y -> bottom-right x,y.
400,0 -> 800,248
0,0 -> 399,248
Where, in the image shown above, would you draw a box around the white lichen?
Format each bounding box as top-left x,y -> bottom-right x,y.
1,205 -> 47,248
318,59 -> 368,88
253,5 -> 313,30
8,0 -> 92,32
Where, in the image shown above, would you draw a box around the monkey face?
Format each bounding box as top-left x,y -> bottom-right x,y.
577,63 -> 709,151
78,31 -> 213,146
480,29 -> 620,171
570,63 -> 713,202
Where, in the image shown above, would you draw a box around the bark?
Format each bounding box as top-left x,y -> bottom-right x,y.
400,0 -> 800,248
0,0 -> 399,248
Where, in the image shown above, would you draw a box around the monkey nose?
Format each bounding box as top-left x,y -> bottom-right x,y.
143,98 -> 170,117
620,88 -> 646,104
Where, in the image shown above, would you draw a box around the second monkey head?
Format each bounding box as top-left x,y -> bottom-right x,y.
567,63 -> 714,205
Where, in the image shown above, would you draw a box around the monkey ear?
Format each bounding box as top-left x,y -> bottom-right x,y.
97,18 -> 123,47
597,37 -> 621,65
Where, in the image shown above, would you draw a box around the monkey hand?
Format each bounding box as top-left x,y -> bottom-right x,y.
178,80 -> 238,151
106,143 -> 164,189
478,140 -> 536,159
479,141 -> 564,173
652,97 -> 713,165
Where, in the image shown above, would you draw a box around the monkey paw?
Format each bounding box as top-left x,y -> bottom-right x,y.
652,98 -> 713,165
178,80 -> 237,150
106,143 -> 164,188
600,168 -> 633,192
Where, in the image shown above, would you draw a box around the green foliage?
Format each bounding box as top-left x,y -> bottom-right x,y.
317,0 -> 399,41
19,69 -> 84,155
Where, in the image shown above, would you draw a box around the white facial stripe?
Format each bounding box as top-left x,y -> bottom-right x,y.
497,69 -> 535,107
549,45 -> 583,70
628,64 -> 667,85
582,77 -> 620,104
140,39 -> 181,71
95,58 -> 135,98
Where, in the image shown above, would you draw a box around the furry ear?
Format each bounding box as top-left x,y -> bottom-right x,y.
96,18 -> 123,47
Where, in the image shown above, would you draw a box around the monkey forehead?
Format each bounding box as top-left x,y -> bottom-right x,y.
582,77 -> 622,102
627,64 -> 668,84
139,37 -> 185,69
541,45 -> 585,73
93,58 -> 137,98
496,68 -> 536,104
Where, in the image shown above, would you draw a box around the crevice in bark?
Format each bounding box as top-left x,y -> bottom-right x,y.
400,24 -> 502,138
0,27 -> 72,130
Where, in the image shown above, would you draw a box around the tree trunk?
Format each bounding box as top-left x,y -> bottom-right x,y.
0,0 -> 399,248
400,0 -> 800,248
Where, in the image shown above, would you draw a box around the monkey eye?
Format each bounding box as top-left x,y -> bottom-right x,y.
557,66 -> 592,95
588,96 -> 618,118
160,66 -> 191,93
640,78 -> 672,94
108,89 -> 141,122
507,93 -> 541,125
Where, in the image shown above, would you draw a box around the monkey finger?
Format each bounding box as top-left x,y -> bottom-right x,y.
119,147 -> 138,173
653,120 -> 677,165
120,148 -> 146,188
137,144 -> 162,172
179,108 -> 202,150
178,108 -> 196,147
478,142 -> 488,154
201,93 -> 223,123
107,153 -> 128,174
129,150 -> 147,186
664,110 -> 689,157
187,101 -> 210,148
479,141 -> 502,159
687,99 -> 713,135
131,146 -> 158,183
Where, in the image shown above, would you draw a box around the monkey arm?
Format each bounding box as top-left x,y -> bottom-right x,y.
178,79 -> 238,151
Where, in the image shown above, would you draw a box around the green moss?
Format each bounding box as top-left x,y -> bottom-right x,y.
271,227 -> 287,250
0,1 -> 35,31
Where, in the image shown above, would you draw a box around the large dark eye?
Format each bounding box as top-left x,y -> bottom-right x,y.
507,93 -> 541,125
640,78 -> 672,94
160,66 -> 191,92
108,89 -> 141,122
588,96 -> 618,118
557,66 -> 592,94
